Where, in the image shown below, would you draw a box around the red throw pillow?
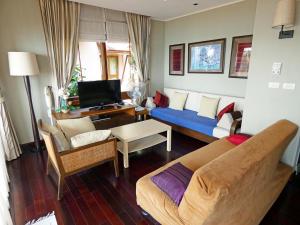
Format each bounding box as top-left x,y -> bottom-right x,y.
217,103 -> 235,120
154,91 -> 169,108
153,91 -> 161,105
227,134 -> 252,145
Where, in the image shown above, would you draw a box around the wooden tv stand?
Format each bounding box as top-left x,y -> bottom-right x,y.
52,105 -> 135,122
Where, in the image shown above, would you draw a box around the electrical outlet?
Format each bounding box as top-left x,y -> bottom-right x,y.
283,83 -> 296,90
268,82 -> 280,89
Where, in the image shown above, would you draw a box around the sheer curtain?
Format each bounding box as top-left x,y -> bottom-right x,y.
39,0 -> 80,98
0,93 -> 16,224
126,13 -> 151,96
0,95 -> 22,161
0,147 -> 12,225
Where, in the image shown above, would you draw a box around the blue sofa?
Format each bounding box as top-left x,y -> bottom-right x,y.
149,88 -> 245,142
151,108 -> 218,142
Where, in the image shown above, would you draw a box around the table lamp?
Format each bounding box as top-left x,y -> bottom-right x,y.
8,52 -> 41,152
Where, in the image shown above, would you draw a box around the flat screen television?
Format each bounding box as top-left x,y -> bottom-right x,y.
78,80 -> 121,108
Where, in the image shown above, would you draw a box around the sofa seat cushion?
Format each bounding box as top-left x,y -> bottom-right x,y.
151,108 -> 218,136
136,139 -> 236,225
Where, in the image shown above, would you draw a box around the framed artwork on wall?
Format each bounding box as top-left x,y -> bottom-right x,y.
188,38 -> 226,74
169,44 -> 185,76
229,35 -> 253,79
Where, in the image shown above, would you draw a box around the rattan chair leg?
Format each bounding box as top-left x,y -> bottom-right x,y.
46,157 -> 51,175
114,158 -> 119,177
57,175 -> 65,200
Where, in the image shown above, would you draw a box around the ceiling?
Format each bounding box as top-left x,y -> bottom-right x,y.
69,0 -> 245,21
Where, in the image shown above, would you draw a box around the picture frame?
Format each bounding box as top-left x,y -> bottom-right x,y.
229,35 -> 253,79
169,44 -> 185,76
188,38 -> 226,74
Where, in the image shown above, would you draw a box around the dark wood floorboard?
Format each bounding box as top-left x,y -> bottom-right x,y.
8,131 -> 300,225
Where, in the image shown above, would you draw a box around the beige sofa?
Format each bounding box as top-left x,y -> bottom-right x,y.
136,120 -> 298,225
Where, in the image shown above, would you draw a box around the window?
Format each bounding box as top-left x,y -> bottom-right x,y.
76,5 -> 136,92
77,41 -> 135,92
106,42 -> 133,91
78,41 -> 102,81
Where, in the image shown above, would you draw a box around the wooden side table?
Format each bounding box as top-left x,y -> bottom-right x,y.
135,108 -> 148,121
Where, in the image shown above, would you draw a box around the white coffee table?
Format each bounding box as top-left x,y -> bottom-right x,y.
111,119 -> 172,168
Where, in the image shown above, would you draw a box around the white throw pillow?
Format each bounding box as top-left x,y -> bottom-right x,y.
197,96 -> 220,119
169,92 -> 188,111
145,97 -> 156,109
42,122 -> 70,152
57,116 -> 96,141
217,113 -> 234,130
71,130 -> 111,148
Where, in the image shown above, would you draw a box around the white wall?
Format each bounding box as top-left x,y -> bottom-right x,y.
150,20 -> 165,96
0,0 -> 52,144
242,0 -> 300,169
163,0 -> 257,97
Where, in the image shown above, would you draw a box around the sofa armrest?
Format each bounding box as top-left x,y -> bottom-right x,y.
230,118 -> 242,135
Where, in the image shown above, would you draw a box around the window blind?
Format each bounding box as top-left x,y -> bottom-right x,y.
79,4 -> 129,43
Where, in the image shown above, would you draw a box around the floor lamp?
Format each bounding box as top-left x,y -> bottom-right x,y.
8,52 -> 42,152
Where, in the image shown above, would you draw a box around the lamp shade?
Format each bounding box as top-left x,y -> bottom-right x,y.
8,52 -> 40,76
273,0 -> 296,28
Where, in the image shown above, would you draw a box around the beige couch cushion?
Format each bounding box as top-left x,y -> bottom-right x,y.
136,138 -> 236,225
169,92 -> 188,111
42,122 -> 70,152
197,96 -> 220,119
57,116 -> 96,140
178,120 -> 297,225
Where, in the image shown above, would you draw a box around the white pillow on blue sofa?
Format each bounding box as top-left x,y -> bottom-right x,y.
217,113 -> 234,130
197,96 -> 220,119
169,92 -> 188,111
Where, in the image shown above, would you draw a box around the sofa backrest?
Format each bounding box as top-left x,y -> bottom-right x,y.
178,120 -> 298,225
164,87 -> 244,113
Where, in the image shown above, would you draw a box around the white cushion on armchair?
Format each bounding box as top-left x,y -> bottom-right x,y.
71,130 -> 111,148
57,116 -> 96,141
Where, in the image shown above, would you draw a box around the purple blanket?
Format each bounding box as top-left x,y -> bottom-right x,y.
151,162 -> 193,206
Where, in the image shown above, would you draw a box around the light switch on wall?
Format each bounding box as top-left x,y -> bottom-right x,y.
272,62 -> 282,76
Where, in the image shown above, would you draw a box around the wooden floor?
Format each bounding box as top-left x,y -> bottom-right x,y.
8,131 -> 300,225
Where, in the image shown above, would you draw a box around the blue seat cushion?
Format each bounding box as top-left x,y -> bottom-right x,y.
151,108 -> 218,136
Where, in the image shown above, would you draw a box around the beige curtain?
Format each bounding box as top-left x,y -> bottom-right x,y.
126,13 -> 151,95
39,0 -> 80,90
0,94 -> 22,161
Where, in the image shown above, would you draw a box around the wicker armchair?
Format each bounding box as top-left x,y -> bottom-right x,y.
38,120 -> 119,200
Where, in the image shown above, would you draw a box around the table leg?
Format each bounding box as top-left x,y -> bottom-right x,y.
123,142 -> 129,168
167,129 -> 172,152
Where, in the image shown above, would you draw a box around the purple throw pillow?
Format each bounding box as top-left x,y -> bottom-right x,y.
151,162 -> 193,206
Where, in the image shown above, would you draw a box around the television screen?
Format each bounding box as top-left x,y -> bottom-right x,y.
78,80 -> 121,108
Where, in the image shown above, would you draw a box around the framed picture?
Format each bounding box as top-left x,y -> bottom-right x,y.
188,39 -> 226,73
229,35 -> 253,79
169,44 -> 185,75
